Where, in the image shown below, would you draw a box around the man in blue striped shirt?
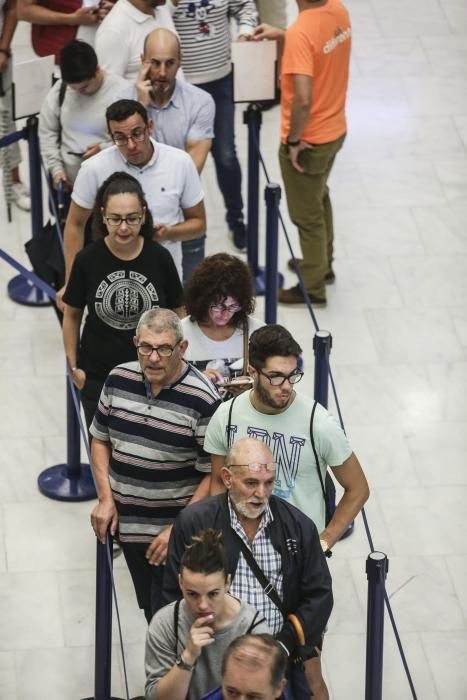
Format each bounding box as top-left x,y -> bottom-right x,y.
90,308 -> 221,621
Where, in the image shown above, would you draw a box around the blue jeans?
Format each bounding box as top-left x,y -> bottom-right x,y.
197,72 -> 244,229
182,236 -> 206,285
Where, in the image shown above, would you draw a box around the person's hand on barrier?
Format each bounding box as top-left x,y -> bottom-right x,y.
287,141 -> 312,173
82,143 -> 101,160
53,171 -> 72,191
183,615 -> 216,665
91,498 -> 119,544
71,367 -> 86,390
252,23 -> 286,42
237,34 -> 252,42
136,61 -> 153,108
146,525 -> 173,565
71,6 -> 99,25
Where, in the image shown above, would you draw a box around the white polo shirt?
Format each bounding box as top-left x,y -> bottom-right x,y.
95,0 -> 178,81
71,138 -> 204,276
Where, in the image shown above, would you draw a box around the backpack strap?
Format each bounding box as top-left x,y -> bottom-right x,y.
309,401 -> 328,505
226,395 -> 238,448
246,609 -> 267,634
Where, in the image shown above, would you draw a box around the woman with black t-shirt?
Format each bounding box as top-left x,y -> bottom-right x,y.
62,171 -> 184,429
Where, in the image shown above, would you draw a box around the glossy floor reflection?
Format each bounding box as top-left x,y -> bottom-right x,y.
1,1 -> 466,697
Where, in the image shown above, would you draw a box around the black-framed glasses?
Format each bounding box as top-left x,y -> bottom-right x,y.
210,302 -> 242,314
104,213 -> 144,227
258,368 -> 304,386
136,341 -> 180,357
111,126 -> 147,146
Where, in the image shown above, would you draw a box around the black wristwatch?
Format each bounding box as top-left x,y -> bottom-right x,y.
175,654 -> 196,672
286,138 -> 301,147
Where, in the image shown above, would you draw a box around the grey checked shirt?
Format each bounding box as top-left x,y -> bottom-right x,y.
228,498 -> 284,634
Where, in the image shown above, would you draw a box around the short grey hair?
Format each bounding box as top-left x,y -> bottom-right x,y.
136,308 -> 183,343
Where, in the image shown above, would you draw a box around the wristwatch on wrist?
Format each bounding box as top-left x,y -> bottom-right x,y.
286,137 -> 301,147
175,654 -> 196,672
320,539 -> 332,558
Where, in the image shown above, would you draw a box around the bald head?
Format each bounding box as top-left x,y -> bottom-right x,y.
226,437 -> 274,471
143,27 -> 181,59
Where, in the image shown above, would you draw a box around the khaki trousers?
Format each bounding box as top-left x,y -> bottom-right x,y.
279,134 -> 346,297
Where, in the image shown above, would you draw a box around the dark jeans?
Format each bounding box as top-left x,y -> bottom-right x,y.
197,72 -> 244,229
182,235 -> 206,285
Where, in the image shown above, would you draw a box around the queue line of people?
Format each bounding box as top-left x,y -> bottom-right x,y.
4,1 -> 359,697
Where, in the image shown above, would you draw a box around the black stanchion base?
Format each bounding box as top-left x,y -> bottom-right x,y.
7,274 -> 51,306
38,463 -> 97,502
253,268 -> 284,296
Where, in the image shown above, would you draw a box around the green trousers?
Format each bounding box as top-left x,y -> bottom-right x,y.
279,134 -> 346,298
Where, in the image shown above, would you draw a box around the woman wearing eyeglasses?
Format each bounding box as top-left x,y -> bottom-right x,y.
181,254 -> 263,395
62,171 -> 184,429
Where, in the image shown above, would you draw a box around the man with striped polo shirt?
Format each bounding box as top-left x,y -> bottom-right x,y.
90,308 -> 221,622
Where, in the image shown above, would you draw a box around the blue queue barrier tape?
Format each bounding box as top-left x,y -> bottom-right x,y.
264,183 -> 283,324
0,126 -> 27,149
6,116 -> 51,307
0,249 -> 96,501
366,552 -> 389,700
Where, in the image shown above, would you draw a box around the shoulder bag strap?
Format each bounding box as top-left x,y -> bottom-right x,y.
231,529 -> 287,618
246,609 -> 266,634
242,318 -> 249,376
310,400 -> 328,505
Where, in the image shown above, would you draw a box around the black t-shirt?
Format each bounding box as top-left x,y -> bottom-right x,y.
63,238 -> 183,379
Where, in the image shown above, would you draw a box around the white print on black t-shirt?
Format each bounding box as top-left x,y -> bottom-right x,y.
95,270 -> 159,330
227,423 -> 305,500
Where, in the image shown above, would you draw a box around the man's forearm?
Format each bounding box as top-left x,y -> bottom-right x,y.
91,440 -> 114,502
64,220 -> 86,282
321,486 -> 369,548
288,95 -> 312,142
17,2 -> 75,24
162,217 -> 205,242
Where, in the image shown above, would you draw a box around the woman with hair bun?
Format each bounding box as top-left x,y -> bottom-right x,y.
182,253 -> 264,394
145,529 -> 269,700
62,171 -> 184,429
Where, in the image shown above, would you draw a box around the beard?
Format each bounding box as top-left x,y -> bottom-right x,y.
230,494 -> 268,520
256,379 -> 292,411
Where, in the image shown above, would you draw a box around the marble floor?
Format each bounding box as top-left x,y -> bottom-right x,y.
1,0 -> 467,698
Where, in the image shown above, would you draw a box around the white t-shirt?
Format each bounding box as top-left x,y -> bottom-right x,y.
71,139 -> 204,275
182,315 -> 263,378
204,391 -> 352,532
95,0 -> 178,81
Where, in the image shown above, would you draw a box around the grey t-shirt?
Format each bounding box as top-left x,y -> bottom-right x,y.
145,597 -> 269,699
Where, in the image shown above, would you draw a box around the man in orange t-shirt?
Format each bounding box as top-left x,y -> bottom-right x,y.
266,0 -> 351,306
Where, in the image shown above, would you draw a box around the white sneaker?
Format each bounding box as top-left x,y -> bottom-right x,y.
11,182 -> 31,211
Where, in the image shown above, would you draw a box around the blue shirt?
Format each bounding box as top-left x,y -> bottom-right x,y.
146,79 -> 215,150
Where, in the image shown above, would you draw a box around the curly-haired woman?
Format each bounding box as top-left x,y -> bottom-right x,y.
181,254 -> 263,391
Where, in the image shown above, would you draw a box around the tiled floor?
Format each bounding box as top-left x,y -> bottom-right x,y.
1,1 -> 466,697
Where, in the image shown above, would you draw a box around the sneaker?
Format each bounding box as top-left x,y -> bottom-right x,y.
230,221 -> 247,252
278,284 -> 327,307
287,257 -> 336,284
11,182 -> 31,211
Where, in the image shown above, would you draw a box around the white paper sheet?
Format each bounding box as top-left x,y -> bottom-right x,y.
12,55 -> 55,119
231,40 -> 278,103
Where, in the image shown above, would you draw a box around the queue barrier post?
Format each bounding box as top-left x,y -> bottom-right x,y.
264,182 -> 282,324
6,116 -> 51,306
365,552 -> 389,700
37,372 -> 96,501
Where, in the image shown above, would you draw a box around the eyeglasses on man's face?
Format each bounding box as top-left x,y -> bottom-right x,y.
210,302 -> 242,314
258,368 -> 304,386
136,341 -> 180,358
104,213 -> 143,227
111,126 -> 147,147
